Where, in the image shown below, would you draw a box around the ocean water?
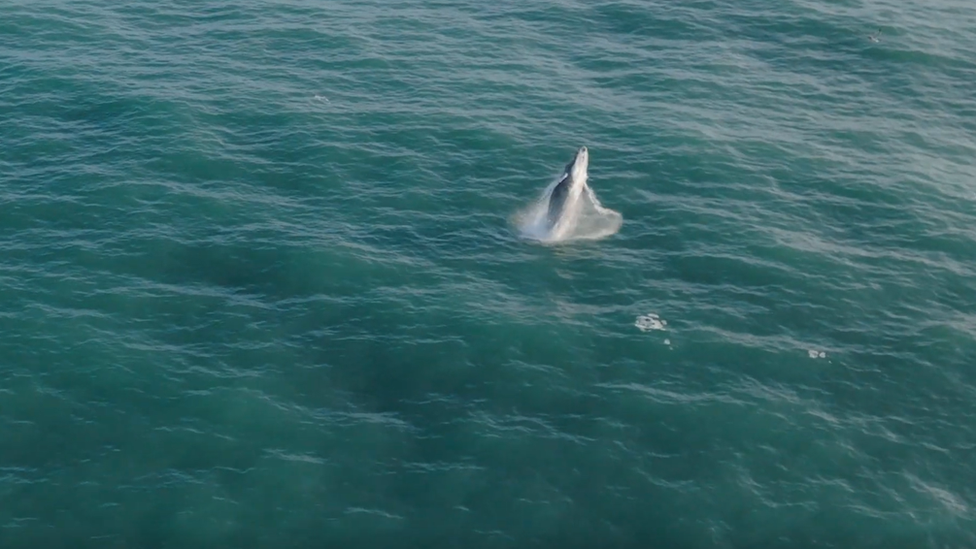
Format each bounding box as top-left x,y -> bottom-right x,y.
2,0 -> 975,547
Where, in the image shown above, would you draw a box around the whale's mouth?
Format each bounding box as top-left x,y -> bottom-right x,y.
568,147 -> 589,179
575,146 -> 588,164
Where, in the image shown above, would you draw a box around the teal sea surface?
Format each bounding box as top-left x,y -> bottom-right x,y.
2,0 -> 976,547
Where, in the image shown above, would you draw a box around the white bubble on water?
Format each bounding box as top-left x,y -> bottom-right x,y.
635,313 -> 667,332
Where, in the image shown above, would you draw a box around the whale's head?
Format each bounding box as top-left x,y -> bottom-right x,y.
565,146 -> 589,185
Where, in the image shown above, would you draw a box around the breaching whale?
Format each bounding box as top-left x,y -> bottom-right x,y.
546,146 -> 589,231
513,145 -> 621,243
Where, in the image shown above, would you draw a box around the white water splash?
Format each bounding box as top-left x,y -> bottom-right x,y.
513,173 -> 622,244
635,313 -> 667,332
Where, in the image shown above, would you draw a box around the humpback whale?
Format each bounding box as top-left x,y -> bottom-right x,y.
514,145 -> 620,243
546,146 -> 589,230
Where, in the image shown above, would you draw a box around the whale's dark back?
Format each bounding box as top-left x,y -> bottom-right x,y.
546,174 -> 571,228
